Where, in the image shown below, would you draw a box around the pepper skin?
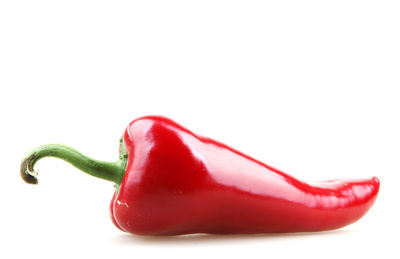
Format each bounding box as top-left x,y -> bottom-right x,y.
21,116 -> 380,235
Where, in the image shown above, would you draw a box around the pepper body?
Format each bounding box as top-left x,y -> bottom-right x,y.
111,116 -> 379,235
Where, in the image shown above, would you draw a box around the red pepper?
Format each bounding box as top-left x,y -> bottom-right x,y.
21,116 -> 379,235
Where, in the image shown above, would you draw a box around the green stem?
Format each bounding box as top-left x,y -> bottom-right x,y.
20,144 -> 125,185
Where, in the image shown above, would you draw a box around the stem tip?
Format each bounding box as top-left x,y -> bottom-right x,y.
20,157 -> 39,184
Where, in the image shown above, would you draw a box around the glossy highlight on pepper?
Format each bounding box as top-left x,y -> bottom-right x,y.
21,116 -> 380,235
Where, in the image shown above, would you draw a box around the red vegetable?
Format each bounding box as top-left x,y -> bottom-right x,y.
21,116 -> 379,235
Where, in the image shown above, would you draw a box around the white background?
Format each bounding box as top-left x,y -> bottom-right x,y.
1,1 -> 399,258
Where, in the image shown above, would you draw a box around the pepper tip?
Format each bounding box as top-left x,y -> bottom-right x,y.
371,176 -> 380,189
